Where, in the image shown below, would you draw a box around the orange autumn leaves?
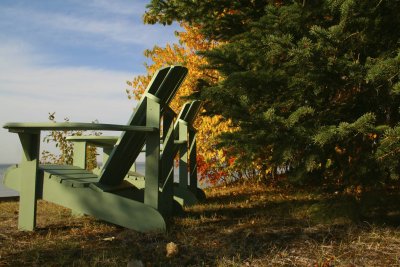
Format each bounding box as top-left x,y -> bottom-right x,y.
126,24 -> 236,184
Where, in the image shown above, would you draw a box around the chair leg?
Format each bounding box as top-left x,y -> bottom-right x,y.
179,122 -> 188,188
17,133 -> 40,231
144,97 -> 161,210
189,129 -> 197,193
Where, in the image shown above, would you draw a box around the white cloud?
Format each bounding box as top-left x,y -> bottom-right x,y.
0,1 -> 181,164
31,12 -> 143,45
0,41 -> 139,163
81,0 -> 147,16
1,5 -> 179,48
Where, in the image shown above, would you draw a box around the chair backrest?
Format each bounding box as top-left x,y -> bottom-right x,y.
99,66 -> 188,186
160,100 -> 201,162
180,100 -> 202,125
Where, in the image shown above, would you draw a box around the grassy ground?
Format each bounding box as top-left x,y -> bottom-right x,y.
1,183 -> 400,266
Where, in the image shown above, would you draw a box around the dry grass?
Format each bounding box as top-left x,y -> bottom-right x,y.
1,184 -> 400,266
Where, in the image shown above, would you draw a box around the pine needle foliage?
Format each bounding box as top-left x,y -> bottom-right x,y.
145,0 -> 400,188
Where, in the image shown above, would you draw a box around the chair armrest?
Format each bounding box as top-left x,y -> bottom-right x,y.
3,122 -> 158,133
66,136 -> 119,148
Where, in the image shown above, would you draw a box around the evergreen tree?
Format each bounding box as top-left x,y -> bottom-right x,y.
145,0 -> 400,188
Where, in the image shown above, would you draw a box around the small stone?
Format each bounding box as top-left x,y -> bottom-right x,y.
166,242 -> 179,258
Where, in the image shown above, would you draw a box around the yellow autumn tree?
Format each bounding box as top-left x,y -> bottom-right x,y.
127,24 -> 250,184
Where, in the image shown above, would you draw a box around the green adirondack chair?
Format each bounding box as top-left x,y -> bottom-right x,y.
2,65 -> 188,232
162,100 -> 206,206
126,100 -> 205,206
67,100 -> 205,210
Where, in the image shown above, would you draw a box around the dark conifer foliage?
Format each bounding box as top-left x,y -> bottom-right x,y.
145,0 -> 400,187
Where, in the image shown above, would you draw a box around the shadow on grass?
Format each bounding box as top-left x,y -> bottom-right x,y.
2,187 -> 400,266
359,191 -> 400,226
172,188 -> 400,265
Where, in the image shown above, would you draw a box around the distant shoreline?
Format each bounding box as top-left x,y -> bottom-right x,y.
0,196 -> 18,201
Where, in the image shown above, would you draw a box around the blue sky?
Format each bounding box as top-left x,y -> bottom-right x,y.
0,0 -> 180,163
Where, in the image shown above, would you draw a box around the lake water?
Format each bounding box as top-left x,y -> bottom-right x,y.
0,164 -> 18,197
